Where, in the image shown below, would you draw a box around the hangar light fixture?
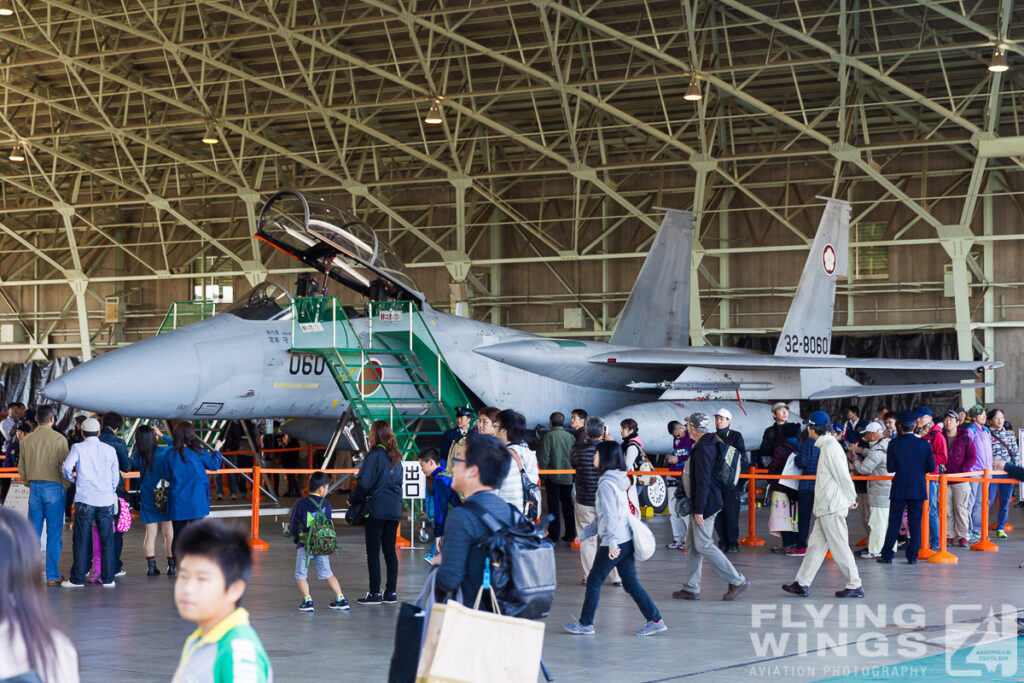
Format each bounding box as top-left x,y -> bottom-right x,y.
8,143 -> 24,162
201,122 -> 219,144
989,48 -> 1009,73
684,80 -> 702,101
424,98 -> 443,125
0,2 -> 13,17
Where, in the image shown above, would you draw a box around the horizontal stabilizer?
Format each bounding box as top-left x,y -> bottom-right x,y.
808,382 -> 992,400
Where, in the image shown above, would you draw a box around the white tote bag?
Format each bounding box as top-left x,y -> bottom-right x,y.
779,452 -> 803,490
623,486 -> 656,561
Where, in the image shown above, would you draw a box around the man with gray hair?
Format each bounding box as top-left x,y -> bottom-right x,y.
673,412 -> 749,602
571,416 -> 619,585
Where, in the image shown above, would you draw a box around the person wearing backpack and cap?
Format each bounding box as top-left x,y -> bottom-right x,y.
672,412 -> 749,602
713,408 -> 745,554
782,411 -> 864,598
289,471 -> 347,612
876,411 -> 934,565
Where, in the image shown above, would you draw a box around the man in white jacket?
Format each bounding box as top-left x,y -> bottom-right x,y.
782,411 -> 864,598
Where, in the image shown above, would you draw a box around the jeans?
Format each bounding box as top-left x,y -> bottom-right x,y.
579,540 -> 660,626
217,473 -> 239,496
28,481 -> 66,581
881,499 -> 923,562
796,489 -> 815,548
544,482 -> 575,541
364,518 -> 399,594
928,480 -> 939,549
968,481 -> 982,537
989,478 -> 1014,531
70,502 -> 115,584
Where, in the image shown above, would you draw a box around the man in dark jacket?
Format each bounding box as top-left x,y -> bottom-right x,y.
790,426 -> 822,557
878,411 -> 935,565
537,412 -> 575,542
713,409 -> 745,553
434,433 -> 517,607
673,413 -> 748,602
99,412 -> 131,576
571,417 -> 619,585
757,402 -> 801,468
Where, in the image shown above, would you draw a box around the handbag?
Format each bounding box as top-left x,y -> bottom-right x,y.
153,478 -> 169,514
115,497 -> 132,533
416,580 -> 545,683
623,488 -> 656,561
390,568 -> 458,683
346,456 -> 399,526
508,447 -> 540,521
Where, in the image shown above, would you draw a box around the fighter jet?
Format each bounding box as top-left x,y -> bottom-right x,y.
43,191 -> 998,459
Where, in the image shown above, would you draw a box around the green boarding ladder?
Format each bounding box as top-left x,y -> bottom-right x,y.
290,296 -> 472,459
157,300 -> 218,334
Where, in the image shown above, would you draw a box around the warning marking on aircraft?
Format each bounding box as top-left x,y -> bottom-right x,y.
273,382 -> 320,389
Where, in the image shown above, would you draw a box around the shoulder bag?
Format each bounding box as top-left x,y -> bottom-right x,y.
508,447 -> 540,521
346,452 -> 400,526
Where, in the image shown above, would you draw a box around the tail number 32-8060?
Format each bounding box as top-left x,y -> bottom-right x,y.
288,354 -> 326,375
783,335 -> 829,355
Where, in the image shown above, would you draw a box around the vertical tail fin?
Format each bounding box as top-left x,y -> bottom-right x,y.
774,197 -> 851,357
609,209 -> 694,348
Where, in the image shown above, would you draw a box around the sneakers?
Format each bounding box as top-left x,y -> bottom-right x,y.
383,591 -> 397,604
45,576 -> 65,586
997,530 -> 1008,539
299,599 -> 315,612
102,581 -> 116,588
115,569 -> 126,578
358,591 -> 383,605
563,618 -> 595,635
781,582 -> 809,597
876,556 -> 893,564
771,544 -> 794,554
857,549 -> 880,559
958,537 -> 970,547
666,541 -> 686,550
723,578 -> 750,602
672,588 -> 700,600
612,581 -> 623,587
786,547 -> 806,557
329,597 -> 350,610
835,587 -> 865,598
217,493 -> 224,500
635,619 -> 668,636
423,552 -> 436,564
61,580 -> 84,588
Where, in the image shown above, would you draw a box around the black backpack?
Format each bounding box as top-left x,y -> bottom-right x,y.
462,498 -> 556,620
712,436 -> 743,491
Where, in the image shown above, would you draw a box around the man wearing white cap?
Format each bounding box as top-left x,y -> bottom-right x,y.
849,422 -> 890,558
61,417 -> 120,588
713,409 -> 746,553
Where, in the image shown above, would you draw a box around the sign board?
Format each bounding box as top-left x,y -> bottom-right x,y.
402,461 -> 425,500
379,310 -> 403,323
299,322 -> 324,332
3,482 -> 30,517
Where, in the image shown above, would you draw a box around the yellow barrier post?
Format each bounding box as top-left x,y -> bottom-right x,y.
739,469 -> 764,546
249,465 -> 269,551
929,473 -> 957,564
971,469 -> 998,552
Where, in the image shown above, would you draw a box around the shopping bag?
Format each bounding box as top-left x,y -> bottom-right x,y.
391,569 -> 444,683
417,594 -> 545,683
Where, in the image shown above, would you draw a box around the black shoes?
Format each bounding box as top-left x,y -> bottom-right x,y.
835,587 -> 865,598
358,591 -> 383,605
782,582 -> 809,597
146,559 -> 160,576
876,557 -> 893,564
166,558 -> 177,577
383,591 -> 397,604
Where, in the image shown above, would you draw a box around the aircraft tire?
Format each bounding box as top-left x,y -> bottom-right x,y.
638,476 -> 668,514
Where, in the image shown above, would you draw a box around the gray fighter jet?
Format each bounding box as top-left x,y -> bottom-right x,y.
43,192 -> 998,458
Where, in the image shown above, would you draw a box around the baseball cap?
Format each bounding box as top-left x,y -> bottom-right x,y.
714,408 -> 733,420
831,422 -> 845,434
916,406 -> 932,418
897,410 -> 918,426
686,412 -> 713,434
861,421 -> 884,434
805,410 -> 830,429
82,417 -> 100,433
943,410 -> 959,421
771,402 -> 789,414
967,404 -> 985,418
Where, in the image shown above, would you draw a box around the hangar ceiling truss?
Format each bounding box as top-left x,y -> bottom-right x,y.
0,0 -> 1020,383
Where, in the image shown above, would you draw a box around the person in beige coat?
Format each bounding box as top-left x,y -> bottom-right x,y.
782,412 -> 864,598
850,422 -> 891,559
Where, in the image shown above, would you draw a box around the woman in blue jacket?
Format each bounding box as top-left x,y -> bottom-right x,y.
161,421 -> 222,564
132,425 -> 175,576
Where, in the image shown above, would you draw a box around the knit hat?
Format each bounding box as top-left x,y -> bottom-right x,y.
686,412 -> 713,434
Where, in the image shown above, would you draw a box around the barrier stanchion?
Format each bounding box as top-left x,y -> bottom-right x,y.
249,465 -> 269,551
971,469 -> 998,552
929,473 -> 957,563
918,495 -> 935,559
739,468 -> 764,546
988,484 -> 1014,532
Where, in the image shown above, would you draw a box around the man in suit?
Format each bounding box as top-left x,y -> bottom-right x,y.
877,410 -> 935,565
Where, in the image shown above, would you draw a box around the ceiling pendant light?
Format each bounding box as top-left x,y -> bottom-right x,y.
989,48 -> 1009,73
424,98 -> 443,125
201,122 -> 219,145
0,1 -> 13,17
684,80 -> 702,101
8,143 -> 24,162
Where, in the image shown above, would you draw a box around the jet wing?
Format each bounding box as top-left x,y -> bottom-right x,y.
808,383 -> 992,400
589,348 -> 1002,374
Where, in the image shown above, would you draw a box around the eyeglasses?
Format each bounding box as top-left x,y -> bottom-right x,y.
451,457 -> 466,464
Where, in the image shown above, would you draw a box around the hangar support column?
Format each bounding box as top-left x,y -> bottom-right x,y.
939,230 -> 978,408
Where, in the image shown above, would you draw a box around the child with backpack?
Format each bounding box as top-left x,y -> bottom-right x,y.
417,447 -> 461,564
288,471 -> 347,612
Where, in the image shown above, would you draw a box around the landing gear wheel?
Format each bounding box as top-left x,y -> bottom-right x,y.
638,476 -> 668,513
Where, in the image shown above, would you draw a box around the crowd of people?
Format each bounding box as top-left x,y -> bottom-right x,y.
3,398 -> 1024,681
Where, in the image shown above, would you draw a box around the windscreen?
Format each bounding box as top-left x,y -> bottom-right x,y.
225,281 -> 293,321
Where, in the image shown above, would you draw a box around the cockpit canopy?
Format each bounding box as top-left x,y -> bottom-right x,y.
256,190 -> 424,304
225,281 -> 294,321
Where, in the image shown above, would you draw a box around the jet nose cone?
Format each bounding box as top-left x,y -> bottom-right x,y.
42,378 -> 67,403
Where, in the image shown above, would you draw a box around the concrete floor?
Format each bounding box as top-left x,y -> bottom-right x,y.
43,500 -> 1024,682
